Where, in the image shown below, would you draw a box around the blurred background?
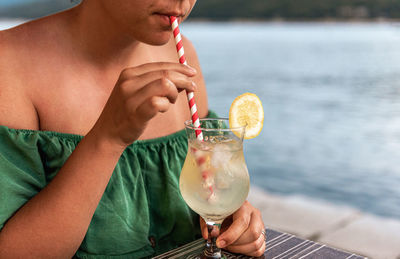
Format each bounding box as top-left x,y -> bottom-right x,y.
1,1 -> 400,257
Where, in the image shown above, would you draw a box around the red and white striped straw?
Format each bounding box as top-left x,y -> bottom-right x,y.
170,16 -> 215,201
170,16 -> 203,141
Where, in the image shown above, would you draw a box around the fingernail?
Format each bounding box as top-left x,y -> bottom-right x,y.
203,228 -> 208,239
191,81 -> 197,90
165,78 -> 174,86
186,65 -> 197,73
217,240 -> 226,248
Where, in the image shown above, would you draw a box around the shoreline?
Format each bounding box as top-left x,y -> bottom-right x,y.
2,18 -> 400,28
248,186 -> 400,259
186,17 -> 400,24
2,17 -> 400,23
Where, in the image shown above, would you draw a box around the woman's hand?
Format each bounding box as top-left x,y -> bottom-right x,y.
91,62 -> 197,149
200,201 -> 266,257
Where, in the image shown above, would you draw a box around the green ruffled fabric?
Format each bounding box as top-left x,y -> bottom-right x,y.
0,111 -> 218,258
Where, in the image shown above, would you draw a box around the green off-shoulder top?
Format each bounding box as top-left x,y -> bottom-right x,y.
0,111 -> 218,258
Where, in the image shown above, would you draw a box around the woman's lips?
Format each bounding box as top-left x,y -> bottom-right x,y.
154,13 -> 182,26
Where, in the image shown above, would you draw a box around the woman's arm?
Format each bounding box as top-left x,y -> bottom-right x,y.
0,62 -> 198,258
0,130 -> 125,258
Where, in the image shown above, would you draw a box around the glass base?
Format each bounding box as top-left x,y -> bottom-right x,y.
199,223 -> 224,259
200,254 -> 226,259
202,236 -> 223,259
186,254 -> 226,259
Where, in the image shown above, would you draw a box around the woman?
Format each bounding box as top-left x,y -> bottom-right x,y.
0,0 -> 266,258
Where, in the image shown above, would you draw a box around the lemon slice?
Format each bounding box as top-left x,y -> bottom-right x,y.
229,93 -> 264,139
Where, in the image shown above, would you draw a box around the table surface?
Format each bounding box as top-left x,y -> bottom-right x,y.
153,228 -> 366,259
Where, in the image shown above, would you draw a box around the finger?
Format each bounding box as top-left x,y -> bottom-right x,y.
124,76 -> 185,123
135,77 -> 181,106
216,207 -> 251,248
229,209 -> 264,246
199,218 -> 208,239
151,97 -> 170,113
200,219 -> 220,239
120,70 -> 196,96
138,70 -> 197,92
120,62 -> 196,80
135,96 -> 171,122
226,231 -> 265,256
248,238 -> 266,258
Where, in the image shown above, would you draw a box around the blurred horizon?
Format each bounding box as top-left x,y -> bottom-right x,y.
1,0 -> 400,21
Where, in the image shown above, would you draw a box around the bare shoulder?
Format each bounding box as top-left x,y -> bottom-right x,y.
180,35 -> 200,71
181,35 -> 209,117
0,25 -> 39,130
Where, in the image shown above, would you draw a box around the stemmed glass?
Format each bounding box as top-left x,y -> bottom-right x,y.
180,118 -> 250,259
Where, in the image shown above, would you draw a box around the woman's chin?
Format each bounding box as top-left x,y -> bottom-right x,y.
143,33 -> 172,46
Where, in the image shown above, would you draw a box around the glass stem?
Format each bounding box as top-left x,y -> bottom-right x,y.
203,222 -> 222,259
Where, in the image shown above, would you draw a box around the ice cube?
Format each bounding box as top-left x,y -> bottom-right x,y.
211,144 -> 233,168
207,191 -> 217,205
209,135 -> 231,144
216,173 -> 230,189
215,164 -> 235,189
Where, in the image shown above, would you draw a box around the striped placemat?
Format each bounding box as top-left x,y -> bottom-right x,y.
153,229 -> 366,259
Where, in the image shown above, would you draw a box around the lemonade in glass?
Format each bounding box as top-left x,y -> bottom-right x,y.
180,118 -> 249,258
